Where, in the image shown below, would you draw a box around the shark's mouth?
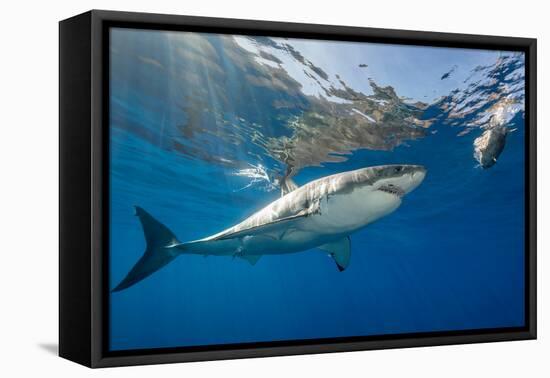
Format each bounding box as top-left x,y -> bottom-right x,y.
377,184 -> 405,198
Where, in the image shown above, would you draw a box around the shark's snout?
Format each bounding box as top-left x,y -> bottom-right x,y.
406,166 -> 427,194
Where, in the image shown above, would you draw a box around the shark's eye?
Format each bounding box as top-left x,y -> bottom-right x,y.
394,167 -> 402,173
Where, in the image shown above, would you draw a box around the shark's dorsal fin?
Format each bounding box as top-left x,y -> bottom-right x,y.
319,237 -> 351,272
239,254 -> 262,265
280,176 -> 299,197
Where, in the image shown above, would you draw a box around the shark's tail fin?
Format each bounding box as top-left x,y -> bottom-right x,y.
112,206 -> 180,292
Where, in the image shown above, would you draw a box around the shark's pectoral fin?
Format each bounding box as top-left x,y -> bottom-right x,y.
239,254 -> 262,265
214,212 -> 309,241
319,237 -> 351,272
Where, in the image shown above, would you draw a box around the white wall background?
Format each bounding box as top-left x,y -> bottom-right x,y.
0,0 -> 546,376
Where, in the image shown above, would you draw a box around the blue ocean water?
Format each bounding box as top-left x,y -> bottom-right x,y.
108,28 -> 525,351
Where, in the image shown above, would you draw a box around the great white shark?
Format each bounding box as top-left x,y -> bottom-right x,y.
112,164 -> 426,292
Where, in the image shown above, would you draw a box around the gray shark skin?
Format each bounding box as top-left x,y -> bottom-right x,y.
473,125 -> 509,169
112,164 -> 426,292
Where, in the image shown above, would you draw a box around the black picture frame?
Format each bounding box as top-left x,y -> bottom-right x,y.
59,9 -> 537,368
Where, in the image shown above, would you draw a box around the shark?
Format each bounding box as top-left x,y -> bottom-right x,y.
112,164 -> 427,292
473,125 -> 514,169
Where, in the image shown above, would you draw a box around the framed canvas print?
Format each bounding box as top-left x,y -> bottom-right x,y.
59,10 -> 537,368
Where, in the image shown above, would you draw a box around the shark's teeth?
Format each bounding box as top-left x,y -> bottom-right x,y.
377,184 -> 405,198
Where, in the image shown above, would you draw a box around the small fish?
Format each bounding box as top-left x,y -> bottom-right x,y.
440,65 -> 458,80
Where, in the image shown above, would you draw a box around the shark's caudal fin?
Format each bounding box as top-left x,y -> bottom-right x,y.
112,206 -> 180,292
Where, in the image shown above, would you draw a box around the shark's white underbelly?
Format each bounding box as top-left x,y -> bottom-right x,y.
308,187 -> 402,234
184,188 -> 401,257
